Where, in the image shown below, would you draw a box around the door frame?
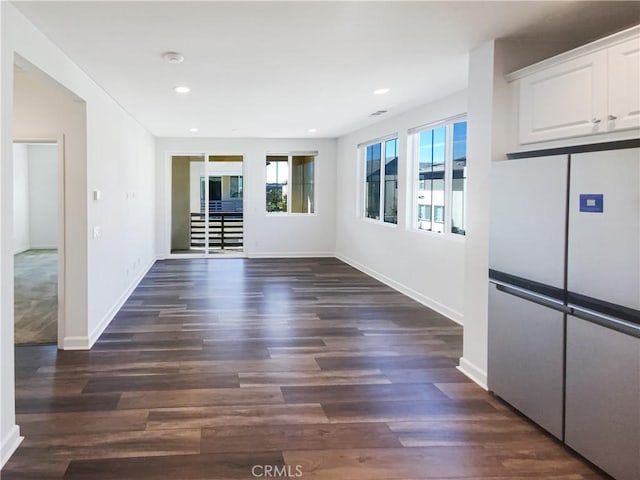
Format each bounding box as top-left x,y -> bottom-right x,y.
165,151 -> 247,259
13,135 -> 66,348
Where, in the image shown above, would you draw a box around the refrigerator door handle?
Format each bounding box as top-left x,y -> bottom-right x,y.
568,305 -> 640,339
494,283 -> 570,313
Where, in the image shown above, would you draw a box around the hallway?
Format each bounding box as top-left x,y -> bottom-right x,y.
3,258 -> 607,479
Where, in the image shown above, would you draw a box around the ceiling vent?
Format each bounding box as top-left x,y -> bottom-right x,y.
163,52 -> 184,64
370,110 -> 387,117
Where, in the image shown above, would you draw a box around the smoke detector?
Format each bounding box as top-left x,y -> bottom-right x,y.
163,52 -> 184,64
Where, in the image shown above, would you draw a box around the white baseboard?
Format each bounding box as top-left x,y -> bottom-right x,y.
61,336 -> 91,350
335,253 -> 464,325
1,425 -> 23,468
248,251 -> 335,259
14,245 -> 56,255
62,257 -> 156,350
13,245 -> 30,255
457,357 -> 488,390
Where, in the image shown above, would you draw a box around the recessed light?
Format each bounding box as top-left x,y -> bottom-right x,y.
163,52 -> 184,64
189,127 -> 199,133
373,88 -> 390,95
308,128 -> 317,133
173,85 -> 190,94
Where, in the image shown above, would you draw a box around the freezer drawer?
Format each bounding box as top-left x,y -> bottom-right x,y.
565,315 -> 640,480
488,283 -> 565,439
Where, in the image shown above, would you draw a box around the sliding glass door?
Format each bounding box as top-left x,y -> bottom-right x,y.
170,154 -> 243,255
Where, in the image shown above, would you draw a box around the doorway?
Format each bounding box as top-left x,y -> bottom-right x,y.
170,154 -> 244,255
12,141 -> 64,345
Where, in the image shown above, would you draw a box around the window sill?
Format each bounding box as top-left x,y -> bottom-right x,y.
362,217 -> 398,228
412,227 -> 466,242
265,212 -> 318,217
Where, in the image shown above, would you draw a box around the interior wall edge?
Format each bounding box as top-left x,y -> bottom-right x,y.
457,357 -> 488,390
0,425 -> 22,469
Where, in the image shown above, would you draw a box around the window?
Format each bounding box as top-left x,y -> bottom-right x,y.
291,155 -> 315,214
229,176 -> 243,198
266,153 -> 316,214
411,118 -> 467,235
362,137 -> 398,224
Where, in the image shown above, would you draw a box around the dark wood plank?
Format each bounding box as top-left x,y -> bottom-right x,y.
82,372 -> 239,393
17,409 -> 149,435
315,354 -> 459,370
64,451 -> 285,480
118,386 -> 284,409
239,369 -> 390,387
201,423 -> 402,453
281,383 -> 449,404
20,429 -> 201,459
320,399 -> 500,422
146,404 -> 329,429
382,367 -> 472,384
16,392 -> 121,414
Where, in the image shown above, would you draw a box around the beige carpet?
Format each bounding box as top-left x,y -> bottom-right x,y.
14,249 -> 57,345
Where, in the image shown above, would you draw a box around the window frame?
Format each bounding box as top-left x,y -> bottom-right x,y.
409,114 -> 467,237
359,133 -> 399,226
265,151 -> 318,216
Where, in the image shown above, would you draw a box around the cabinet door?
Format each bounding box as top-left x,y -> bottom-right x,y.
519,51 -> 607,144
608,37 -> 640,132
565,316 -> 640,480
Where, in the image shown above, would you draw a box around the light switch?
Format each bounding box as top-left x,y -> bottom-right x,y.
93,190 -> 101,201
92,226 -> 101,239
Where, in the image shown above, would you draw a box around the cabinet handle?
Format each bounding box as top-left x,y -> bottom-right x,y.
591,118 -> 601,124
607,114 -> 617,121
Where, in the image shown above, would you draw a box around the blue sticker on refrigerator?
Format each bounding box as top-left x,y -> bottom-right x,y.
579,194 -> 604,213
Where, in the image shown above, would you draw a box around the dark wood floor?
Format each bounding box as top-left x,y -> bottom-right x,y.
3,258 -> 608,479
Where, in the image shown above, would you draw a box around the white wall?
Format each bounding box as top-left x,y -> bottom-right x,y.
335,90 -> 467,323
85,95 -> 156,345
27,144 -> 57,249
12,143 -> 29,254
1,2 -> 156,466
156,137 -> 337,257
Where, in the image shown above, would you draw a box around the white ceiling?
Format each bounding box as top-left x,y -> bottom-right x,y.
11,1 -> 640,138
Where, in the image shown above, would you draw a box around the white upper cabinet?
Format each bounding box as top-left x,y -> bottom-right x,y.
518,51 -> 607,144
510,26 -> 640,146
608,37 -> 640,131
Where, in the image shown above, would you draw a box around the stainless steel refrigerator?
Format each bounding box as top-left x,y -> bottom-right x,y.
488,144 -> 640,480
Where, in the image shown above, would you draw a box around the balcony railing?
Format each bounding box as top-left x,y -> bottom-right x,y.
190,212 -> 243,250
200,199 -> 243,213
